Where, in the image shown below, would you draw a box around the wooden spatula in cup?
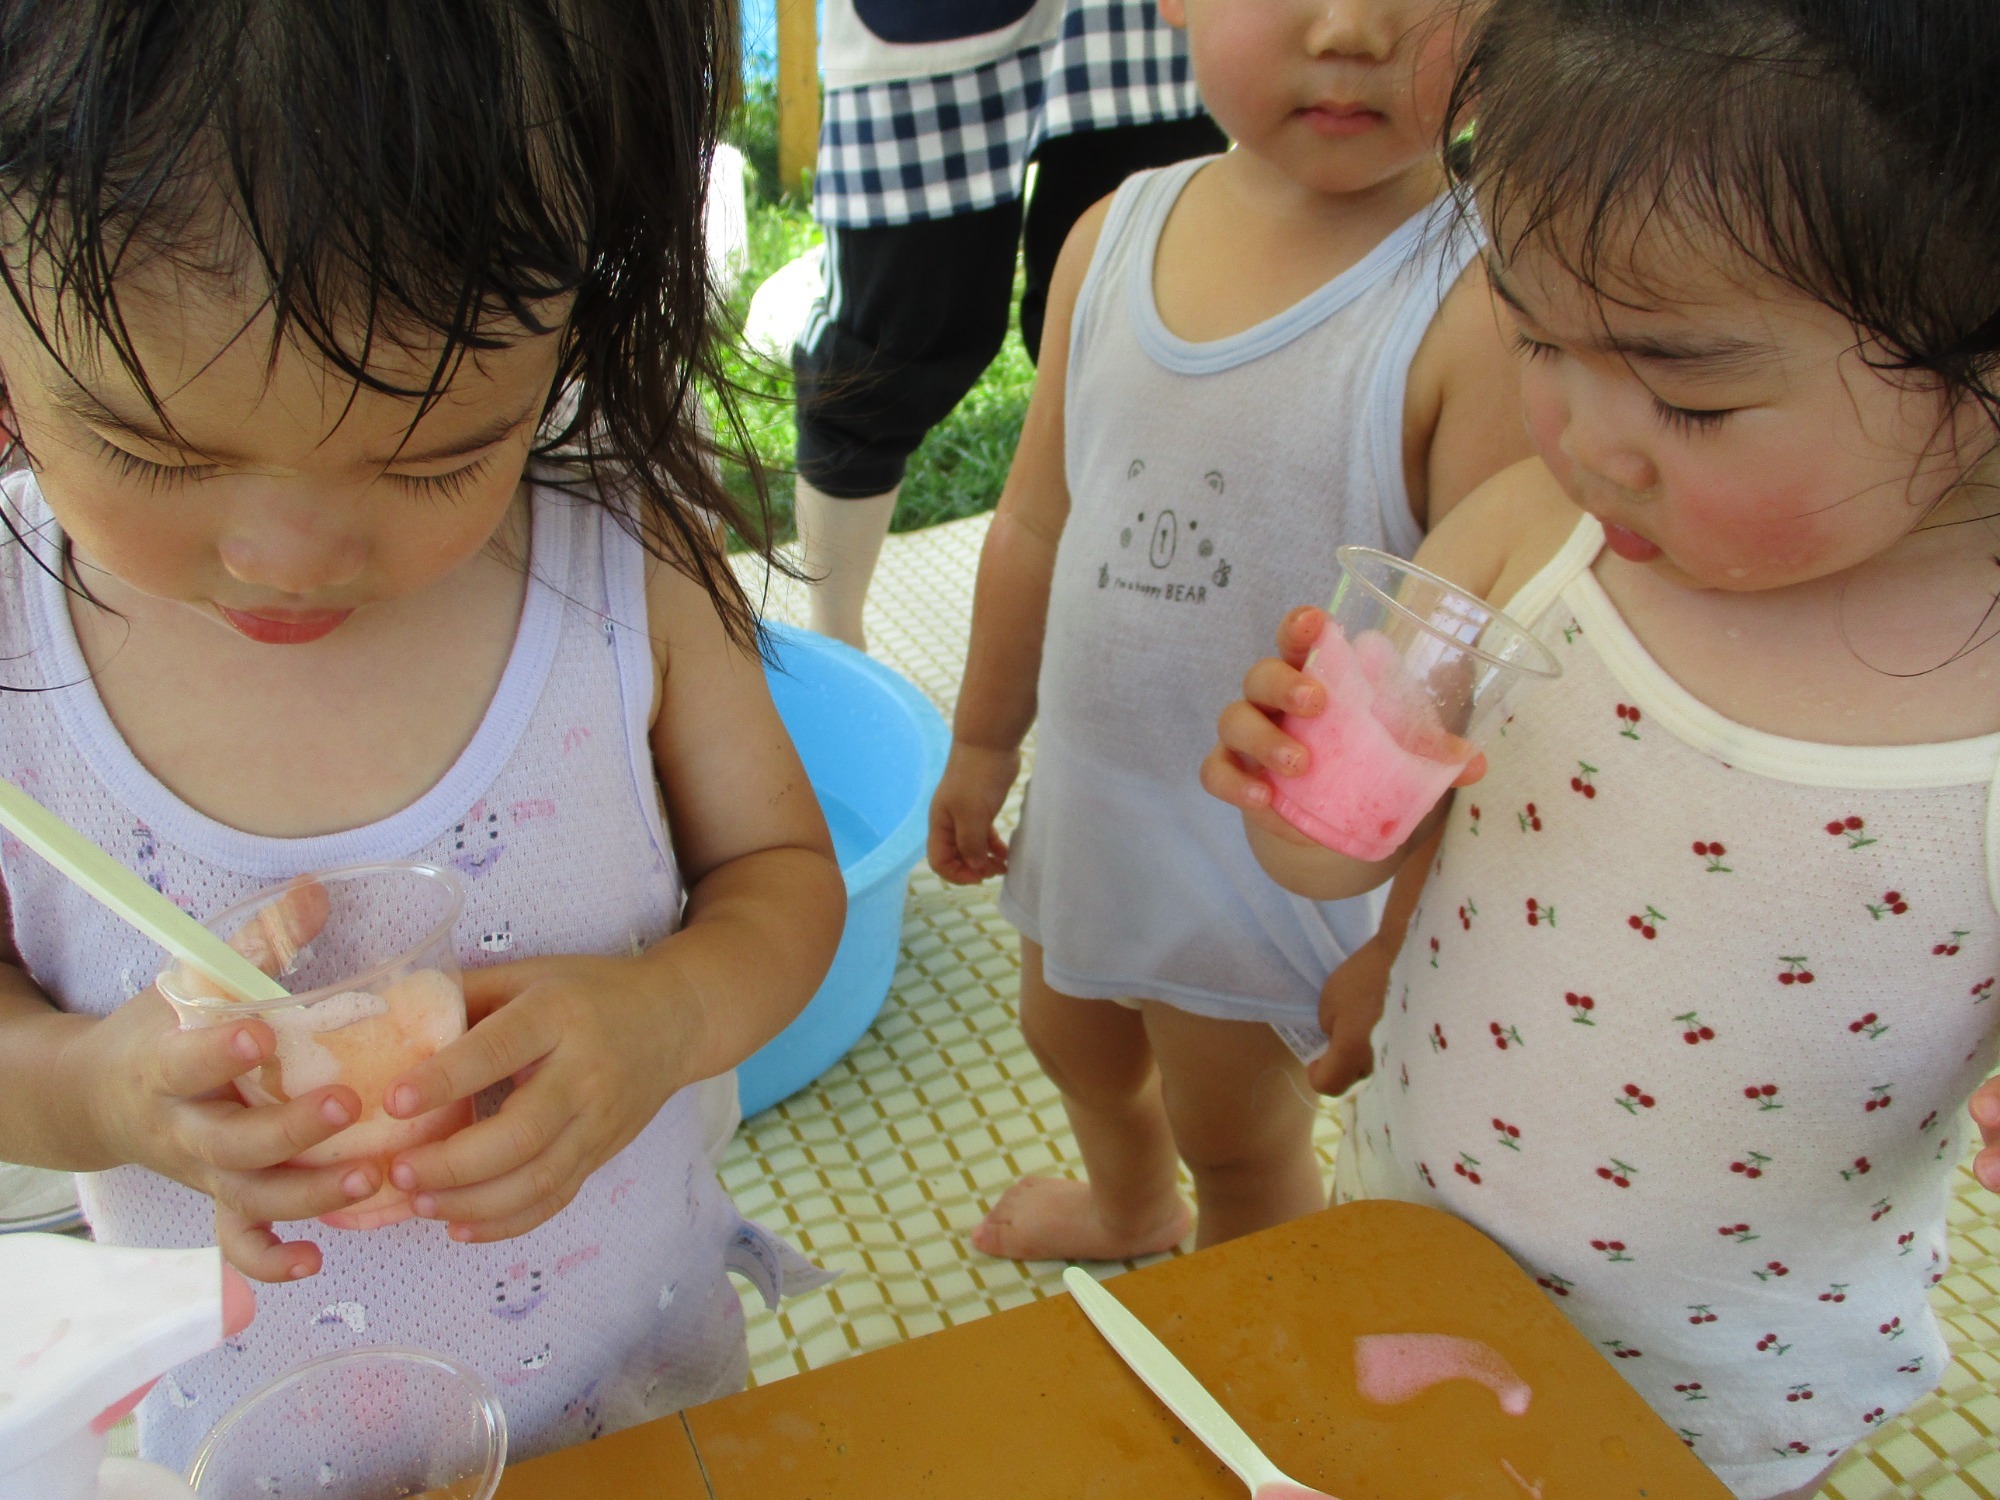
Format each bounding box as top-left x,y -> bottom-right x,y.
1063,1265 -> 1336,1499
0,776 -> 287,1001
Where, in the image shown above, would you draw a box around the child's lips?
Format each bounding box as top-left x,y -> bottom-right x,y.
1599,521 -> 1664,563
217,606 -> 355,644
1298,103 -> 1384,137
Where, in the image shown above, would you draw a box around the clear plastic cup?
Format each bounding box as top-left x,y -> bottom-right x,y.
1266,546 -> 1561,860
185,1347 -> 507,1499
158,863 -> 470,1231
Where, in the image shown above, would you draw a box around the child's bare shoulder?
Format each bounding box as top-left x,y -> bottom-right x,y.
1411,459 -> 1583,610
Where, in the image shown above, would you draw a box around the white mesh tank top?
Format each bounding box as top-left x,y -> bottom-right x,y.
1339,515 -> 2000,1498
0,471 -> 819,1469
1000,155 -> 1479,1024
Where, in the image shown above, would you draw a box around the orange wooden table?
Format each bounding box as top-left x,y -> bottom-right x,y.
497,1201 -> 1729,1499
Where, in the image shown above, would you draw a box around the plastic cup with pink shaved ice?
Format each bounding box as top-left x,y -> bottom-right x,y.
158,862 -> 471,1231
1266,547 -> 1559,860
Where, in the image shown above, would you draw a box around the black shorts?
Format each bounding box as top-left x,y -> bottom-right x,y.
792,113 -> 1227,498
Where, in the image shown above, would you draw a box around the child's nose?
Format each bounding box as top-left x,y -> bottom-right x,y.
1558,418 -> 1657,497
217,514 -> 368,596
1305,0 -> 1395,60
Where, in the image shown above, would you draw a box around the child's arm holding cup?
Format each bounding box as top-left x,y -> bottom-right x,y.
928,196 -> 1112,886
376,556 -> 847,1245
0,893 -> 381,1283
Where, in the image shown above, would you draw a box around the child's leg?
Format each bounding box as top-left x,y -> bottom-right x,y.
1143,1004 -> 1325,1249
971,939 -> 1193,1261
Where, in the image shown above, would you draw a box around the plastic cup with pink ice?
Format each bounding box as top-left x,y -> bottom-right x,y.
1265,546 -> 1560,861
158,862 -> 471,1232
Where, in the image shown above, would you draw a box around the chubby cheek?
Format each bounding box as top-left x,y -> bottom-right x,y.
1519,368 -> 1571,476
1659,443 -> 1902,588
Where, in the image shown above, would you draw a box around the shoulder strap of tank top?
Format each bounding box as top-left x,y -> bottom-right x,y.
592,494 -> 678,885
1497,510 -> 1604,626
1985,748 -> 2000,918
1064,156 -> 1210,389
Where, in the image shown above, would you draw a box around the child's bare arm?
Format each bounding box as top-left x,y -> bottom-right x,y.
1308,825 -> 1440,1097
0,903 -> 380,1282
380,557 -> 847,1243
928,196 -> 1111,885
1405,259 -> 1535,531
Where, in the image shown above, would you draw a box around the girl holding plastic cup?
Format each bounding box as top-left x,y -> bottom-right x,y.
0,0 -> 844,1470
1207,4 -> 2000,1494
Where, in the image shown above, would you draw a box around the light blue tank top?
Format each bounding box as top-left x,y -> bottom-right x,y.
1000,156 -> 1479,1024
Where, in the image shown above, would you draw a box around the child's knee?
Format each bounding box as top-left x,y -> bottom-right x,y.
1019,991 -> 1153,1102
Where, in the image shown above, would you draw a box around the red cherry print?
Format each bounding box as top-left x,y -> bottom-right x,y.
1615,703 -> 1642,739
1492,1118 -> 1522,1151
1728,1150 -> 1771,1179
1753,1261 -> 1790,1281
1595,1158 -> 1637,1188
1417,1162 -> 1435,1188
1867,890 -> 1912,920
1626,905 -> 1665,939
1691,840 -> 1732,872
1862,1408 -> 1886,1425
1785,1383 -> 1815,1403
1933,930 -> 1969,956
1972,977 -> 1995,1001
1673,1010 -> 1715,1044
1453,1152 -> 1483,1186
1468,804 -> 1481,833
1590,1238 -> 1633,1262
1615,1082 -> 1656,1115
1565,991 -> 1597,1026
1777,955 -> 1814,985
1603,1339 -> 1642,1359
1754,1332 -> 1791,1353
1488,1021 -> 1523,1051
1673,1382 -> 1706,1399
1685,1304 -> 1718,1325
1428,1022 -> 1448,1053
1825,815 -> 1876,848
1840,1157 -> 1872,1181
1536,1272 -> 1573,1297
1848,1011 -> 1887,1038
1571,761 -> 1598,798
1863,1084 -> 1893,1113
1524,897 -> 1556,928
1818,1284 -> 1849,1303
1742,1083 -> 1783,1111
1874,1199 -> 1897,1224
1517,802 -> 1543,833
1919,1110 -> 1939,1133
1717,1223 -> 1758,1243
1879,1317 -> 1904,1339
1782,1442 -> 1810,1455
1427,935 -> 1440,966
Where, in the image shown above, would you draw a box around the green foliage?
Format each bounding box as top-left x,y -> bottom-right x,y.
706,91 -> 1035,548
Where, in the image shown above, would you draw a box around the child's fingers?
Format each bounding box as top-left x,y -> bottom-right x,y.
384,1001 -> 556,1119
391,1085 -> 579,1200
183,1086 -> 364,1173
1216,699 -> 1309,776
214,1205 -> 321,1284
1240,656 -> 1322,717
1970,1085 -> 2000,1191
1451,751 -> 1489,788
1199,742 -> 1274,810
1977,1143 -> 2000,1195
151,1011 -> 277,1100
1275,606 -> 1329,665
214,1156 -> 381,1231
413,1129 -> 589,1238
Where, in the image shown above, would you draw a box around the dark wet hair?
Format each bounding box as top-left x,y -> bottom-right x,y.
0,0 -> 776,648
1451,0 -> 2000,425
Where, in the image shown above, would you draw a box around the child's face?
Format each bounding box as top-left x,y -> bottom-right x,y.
0,275 -> 562,644
1160,0 -> 1464,197
1492,230 -> 1984,593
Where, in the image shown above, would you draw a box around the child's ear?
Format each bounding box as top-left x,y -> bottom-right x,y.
1156,0 -> 1187,30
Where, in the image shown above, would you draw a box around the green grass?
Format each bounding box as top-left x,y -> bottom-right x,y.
707,88 -> 1035,546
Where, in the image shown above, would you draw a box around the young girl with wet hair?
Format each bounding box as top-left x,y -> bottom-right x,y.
0,0 -> 844,1466
1209,3 -> 2000,1493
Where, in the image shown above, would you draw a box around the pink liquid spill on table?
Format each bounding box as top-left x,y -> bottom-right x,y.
1268,627 -> 1471,861
1354,1333 -> 1532,1417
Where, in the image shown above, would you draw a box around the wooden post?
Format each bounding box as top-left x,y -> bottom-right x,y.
777,0 -> 819,200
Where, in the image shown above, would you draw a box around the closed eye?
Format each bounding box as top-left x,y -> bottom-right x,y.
1511,331 -> 1560,363
1651,397 -> 1733,435
96,438 -> 212,489
387,454 -> 493,503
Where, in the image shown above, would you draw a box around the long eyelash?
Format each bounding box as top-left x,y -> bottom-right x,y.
389,455 -> 492,503
1511,331 -> 1558,362
97,439 -> 206,490
1651,398 -> 1732,435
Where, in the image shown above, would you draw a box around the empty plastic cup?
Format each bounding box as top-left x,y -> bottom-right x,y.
185,1347 -> 506,1499
1266,547 -> 1560,860
158,863 -> 470,1231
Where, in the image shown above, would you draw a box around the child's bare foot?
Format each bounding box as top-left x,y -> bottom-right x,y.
970,1176 -> 1191,1262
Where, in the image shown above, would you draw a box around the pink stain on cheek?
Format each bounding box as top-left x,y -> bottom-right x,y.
1354,1333 -> 1532,1417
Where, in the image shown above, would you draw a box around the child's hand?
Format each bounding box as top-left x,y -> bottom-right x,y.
928,741 -> 1021,884
380,954 -> 698,1243
1202,606 -> 1338,846
83,989 -> 376,1283
1308,937 -> 1392,1098
1972,1077 -> 2000,1193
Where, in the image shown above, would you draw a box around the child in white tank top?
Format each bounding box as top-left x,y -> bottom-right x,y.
929,0 -> 1531,1263
1210,4 -> 2000,1495
0,1 -> 844,1468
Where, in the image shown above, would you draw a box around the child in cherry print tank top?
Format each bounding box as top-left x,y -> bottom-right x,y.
1206,5 -> 2000,1497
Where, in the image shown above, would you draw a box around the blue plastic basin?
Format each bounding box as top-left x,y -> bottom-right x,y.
737,624 -> 950,1116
